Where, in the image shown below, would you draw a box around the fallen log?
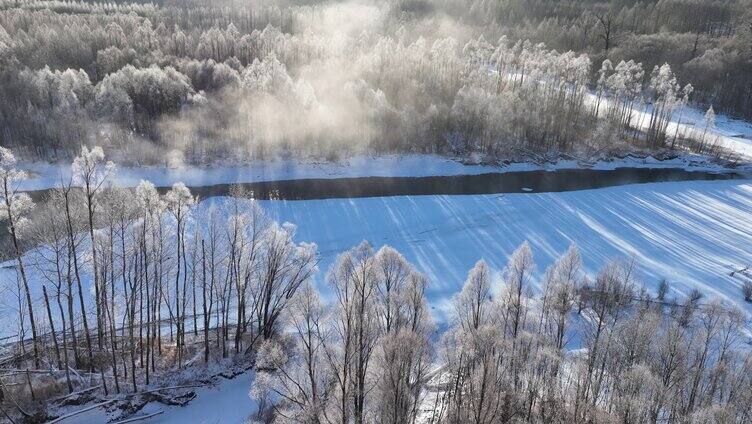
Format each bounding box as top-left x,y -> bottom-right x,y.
113,410 -> 164,423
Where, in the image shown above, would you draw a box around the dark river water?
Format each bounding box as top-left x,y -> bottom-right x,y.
179,167 -> 743,200
14,167 -> 746,202
1,167 -> 745,260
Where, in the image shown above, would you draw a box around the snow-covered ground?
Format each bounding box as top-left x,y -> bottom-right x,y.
3,178 -> 752,335
9,177 -> 752,423
54,177 -> 752,423
15,153 -> 742,192
674,103 -> 752,140
230,178 -> 752,319
673,106 -> 752,158
56,372 -> 257,423
139,372 -> 257,424
498,69 -> 752,160
17,154 -> 494,191
588,93 -> 752,159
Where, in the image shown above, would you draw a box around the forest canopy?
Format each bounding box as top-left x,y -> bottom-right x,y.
1,145 -> 750,423
0,0 -> 750,163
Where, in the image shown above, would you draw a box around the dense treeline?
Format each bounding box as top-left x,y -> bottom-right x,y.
449,0 -> 752,120
254,243 -> 752,423
1,145 -> 318,421
1,145 -> 751,422
0,0 -> 741,163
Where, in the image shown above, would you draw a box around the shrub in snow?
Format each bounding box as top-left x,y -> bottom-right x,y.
742,280 -> 752,302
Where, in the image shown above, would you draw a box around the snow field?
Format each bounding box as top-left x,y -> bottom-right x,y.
4,179 -> 752,337
13,178 -> 752,423
238,179 -> 752,320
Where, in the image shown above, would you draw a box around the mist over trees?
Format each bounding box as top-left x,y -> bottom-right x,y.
0,145 -> 751,422
1,2 -> 751,421
1,0 -> 747,163
454,0 -> 752,118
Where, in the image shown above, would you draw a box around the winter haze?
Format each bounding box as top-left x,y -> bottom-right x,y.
1,0 -> 752,423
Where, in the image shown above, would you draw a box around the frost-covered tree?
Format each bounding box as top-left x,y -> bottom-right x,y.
671,83 -> 694,147
0,147 -> 39,367
30,190 -> 76,392
0,0 -> 743,160
646,63 -> 680,147
250,282 -> 330,423
373,246 -> 413,333
134,179 -> 165,382
164,182 -> 194,366
541,244 -> 582,350
72,145 -> 115,349
501,241 -> 535,339
253,222 -> 317,343
602,59 -> 644,133
701,105 -> 716,149
325,241 -> 379,424
372,248 -> 433,424
453,260 -> 492,331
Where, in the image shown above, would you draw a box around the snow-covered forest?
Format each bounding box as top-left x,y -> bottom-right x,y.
2,0 -> 752,423
1,0 -> 750,163
1,145 -> 751,423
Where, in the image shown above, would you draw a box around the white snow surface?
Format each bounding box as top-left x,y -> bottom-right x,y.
140,372 -> 257,424
57,372 -> 257,423
18,154 -> 497,191
499,69 -> 752,160
646,103 -> 752,159
3,179 -> 752,336
588,94 -> 752,159
674,106 -> 752,158
675,103 -> 752,140
7,178 -> 752,424
15,153 -> 741,192
215,178 -> 752,319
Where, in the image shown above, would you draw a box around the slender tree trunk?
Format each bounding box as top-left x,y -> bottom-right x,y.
129,271 -> 137,392
202,239 -> 209,363
64,189 -> 94,372
180,227 -> 189,358
144,247 -> 151,385
108,229 -> 121,394
65,244 -> 79,369
4,198 -> 39,368
174,216 -> 182,368
108,311 -> 120,394
42,286 -> 62,369
85,189 -> 104,350
55,285 -> 73,393
193,265 -> 198,338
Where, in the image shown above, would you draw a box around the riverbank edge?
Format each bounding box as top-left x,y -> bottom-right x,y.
16,152 -> 750,192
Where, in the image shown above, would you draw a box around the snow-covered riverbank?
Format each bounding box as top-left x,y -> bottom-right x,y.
16,153 -> 743,192
45,178 -> 752,423
8,172 -> 752,423
4,178 -> 752,334
58,371 -> 257,424
246,179 -> 752,318
587,93 -> 752,159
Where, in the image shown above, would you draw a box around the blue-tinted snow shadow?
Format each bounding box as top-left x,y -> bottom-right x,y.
246,180 -> 752,323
